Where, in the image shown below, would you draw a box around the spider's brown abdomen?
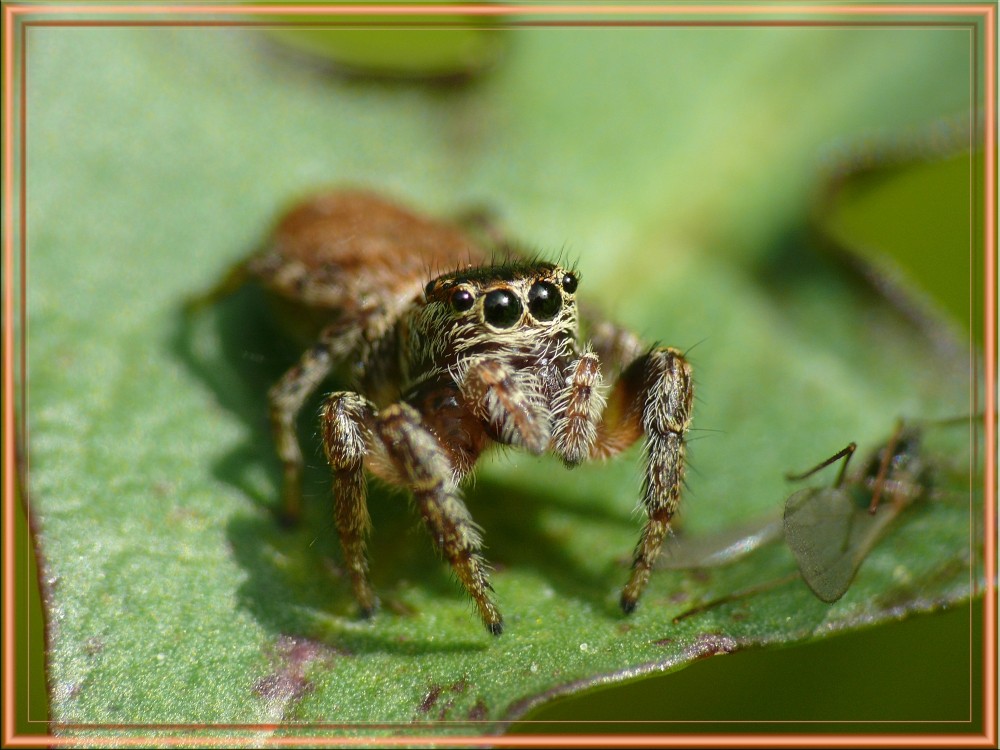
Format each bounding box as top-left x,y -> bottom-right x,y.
250,189 -> 490,316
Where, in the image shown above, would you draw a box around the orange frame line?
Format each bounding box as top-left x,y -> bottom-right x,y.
0,734 -> 999,749
4,3 -> 998,16
2,2 -> 996,748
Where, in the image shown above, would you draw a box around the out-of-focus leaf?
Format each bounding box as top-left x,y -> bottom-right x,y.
264,5 -> 505,80
819,147 -> 980,345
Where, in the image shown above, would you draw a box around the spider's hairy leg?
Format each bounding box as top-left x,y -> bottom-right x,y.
269,321 -> 360,525
459,358 -> 551,454
552,349 -> 606,466
375,402 -> 504,635
588,345 -> 694,614
320,391 -> 379,618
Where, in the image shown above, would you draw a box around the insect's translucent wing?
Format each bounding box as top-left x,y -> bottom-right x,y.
661,513 -> 784,569
783,487 -> 901,602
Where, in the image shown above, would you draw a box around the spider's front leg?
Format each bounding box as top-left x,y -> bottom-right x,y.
374,401 -> 503,635
589,340 -> 694,614
321,389 -> 502,634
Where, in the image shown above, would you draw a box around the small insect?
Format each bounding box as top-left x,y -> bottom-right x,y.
199,189 -> 694,635
668,417 -> 970,620
782,419 -> 938,603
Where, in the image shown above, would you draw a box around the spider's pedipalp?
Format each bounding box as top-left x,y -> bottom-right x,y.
459,358 -> 551,455
551,349 -> 605,466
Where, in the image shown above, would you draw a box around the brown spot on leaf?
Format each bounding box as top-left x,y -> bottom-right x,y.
437,698 -> 456,721
273,633 -> 349,666
417,676 -> 474,718
467,698 -> 488,720
653,637 -> 674,647
687,632 -> 739,660
253,672 -> 312,702
689,569 -> 711,584
253,634 -> 347,710
418,684 -> 443,713
83,636 -> 104,656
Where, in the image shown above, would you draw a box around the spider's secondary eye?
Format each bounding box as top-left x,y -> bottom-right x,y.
483,289 -> 523,328
561,272 -> 579,294
424,280 -> 437,298
527,281 -> 561,321
450,288 -> 475,312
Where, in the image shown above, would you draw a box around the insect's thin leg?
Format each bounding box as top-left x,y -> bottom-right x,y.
375,402 -> 503,635
868,418 -> 905,515
672,572 -> 800,624
551,349 -> 606,466
785,443 -> 858,488
459,358 -> 551,455
588,346 -> 694,614
320,391 -> 379,617
912,413 -> 981,430
269,322 -> 359,525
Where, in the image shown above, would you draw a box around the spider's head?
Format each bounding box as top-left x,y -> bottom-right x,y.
420,260 -> 580,360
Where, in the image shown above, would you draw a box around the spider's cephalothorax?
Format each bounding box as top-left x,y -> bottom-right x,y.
404,263 -> 584,456
205,189 -> 694,635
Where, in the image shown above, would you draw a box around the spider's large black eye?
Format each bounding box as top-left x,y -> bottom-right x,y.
561,272 -> 579,294
483,289 -> 523,328
527,281 -> 561,321
450,288 -> 475,312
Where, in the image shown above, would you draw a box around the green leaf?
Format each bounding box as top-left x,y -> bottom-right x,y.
24,19 -> 983,742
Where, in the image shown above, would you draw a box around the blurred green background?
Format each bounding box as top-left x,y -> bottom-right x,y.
14,4 -> 987,740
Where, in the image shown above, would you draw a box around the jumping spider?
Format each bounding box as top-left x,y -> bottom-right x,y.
201,189 -> 694,635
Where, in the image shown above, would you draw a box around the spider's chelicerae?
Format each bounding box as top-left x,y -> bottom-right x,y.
207,189 -> 694,635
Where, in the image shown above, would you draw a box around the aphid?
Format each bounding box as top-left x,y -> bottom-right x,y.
198,189 -> 694,635
668,417 -> 968,620
783,419 -> 938,603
